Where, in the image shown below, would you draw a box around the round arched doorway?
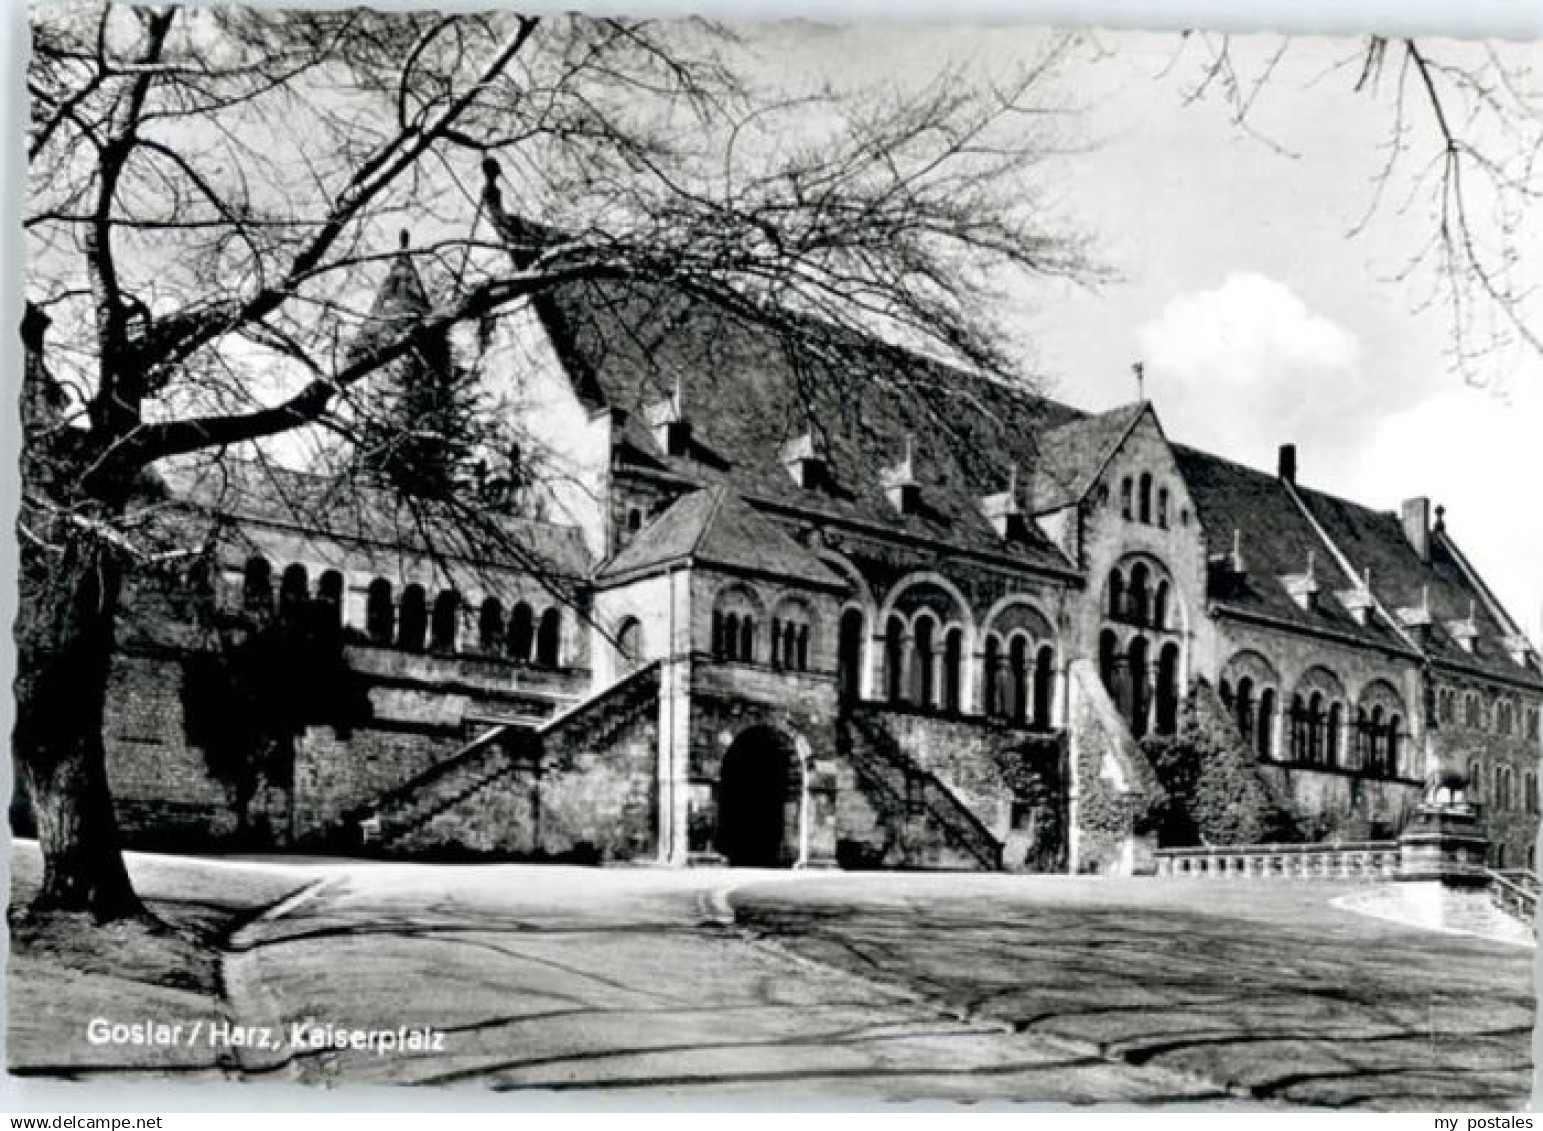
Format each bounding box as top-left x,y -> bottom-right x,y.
716,726 -> 802,867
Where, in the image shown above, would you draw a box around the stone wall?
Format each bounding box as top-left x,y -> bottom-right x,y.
387,687 -> 660,863
843,705 -> 1064,871
93,633 -> 586,850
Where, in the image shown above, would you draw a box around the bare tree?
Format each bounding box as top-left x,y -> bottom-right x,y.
20,5 -> 1091,919
1171,32 -> 1542,387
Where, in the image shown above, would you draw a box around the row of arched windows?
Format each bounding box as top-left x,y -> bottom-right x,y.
242,557 -> 562,665
1099,631 -> 1181,738
1119,472 -> 1171,529
1106,563 -> 1172,630
1219,674 -> 1405,778
711,587 -> 820,673
1440,686 -> 1540,741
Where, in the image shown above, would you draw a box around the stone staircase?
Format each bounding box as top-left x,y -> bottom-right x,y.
353,661 -> 662,854
842,711 -> 1003,871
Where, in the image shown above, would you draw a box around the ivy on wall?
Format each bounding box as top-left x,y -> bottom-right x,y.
182,583 -> 371,842
1142,679 -> 1297,847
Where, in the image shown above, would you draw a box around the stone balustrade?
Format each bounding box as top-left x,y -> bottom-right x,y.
1153,840 -> 1401,881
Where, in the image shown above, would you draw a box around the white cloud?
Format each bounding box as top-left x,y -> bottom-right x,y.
1133,272 -> 1369,477
1347,383 -> 1543,643
1137,272 -> 1362,391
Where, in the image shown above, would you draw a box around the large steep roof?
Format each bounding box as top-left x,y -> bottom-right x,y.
1173,445 -> 1411,651
1295,487 -> 1540,685
531,279 -> 1084,574
1177,445 -> 1542,687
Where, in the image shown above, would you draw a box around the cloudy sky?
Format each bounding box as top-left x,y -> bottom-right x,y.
749,22 -> 1542,639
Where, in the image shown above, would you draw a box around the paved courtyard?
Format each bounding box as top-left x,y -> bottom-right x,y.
7,849 -> 1535,1108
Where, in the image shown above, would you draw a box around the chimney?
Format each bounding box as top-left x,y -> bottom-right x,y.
1401,497 -> 1431,563
1277,443 -> 1297,484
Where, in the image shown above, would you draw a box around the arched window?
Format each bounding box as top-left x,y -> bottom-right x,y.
616,617 -> 642,672
1153,581 -> 1170,631
1107,569 -> 1125,620
717,612 -> 739,660
1527,772 -> 1538,815
1386,714 -> 1401,777
318,570 -> 344,630
837,609 -> 865,702
796,624 -> 810,671
1256,688 -> 1275,758
1157,487 -> 1170,529
1155,642 -> 1180,736
1369,706 -> 1386,773
1465,693 -> 1480,729
1307,692 -> 1325,765
1138,472 -> 1153,524
1438,687 -> 1454,724
943,628 -> 964,714
1009,634 -> 1031,725
279,563 -> 309,623
1034,645 -> 1056,731
885,615 -> 906,703
536,608 -> 562,667
478,598 -> 505,653
1219,678 -> 1234,712
398,584 -> 427,651
508,601 -> 534,661
912,617 -> 937,709
1326,702 -> 1343,766
1354,707 -> 1370,765
738,617 -> 755,664
430,590 -> 460,652
1468,758 -> 1483,798
1120,477 -> 1133,520
1098,630 -> 1119,703
769,617 -> 784,668
243,556 -> 274,618
1290,693 -> 1309,761
365,578 -> 394,644
1128,635 -> 1151,737
985,635 -> 1005,716
1235,677 -> 1256,747
1128,564 -> 1151,626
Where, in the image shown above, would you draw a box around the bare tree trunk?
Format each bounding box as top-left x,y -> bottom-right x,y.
12,529 -> 143,920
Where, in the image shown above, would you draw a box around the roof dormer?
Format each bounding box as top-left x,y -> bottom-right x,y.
1336,568 -> 1376,626
979,465 -> 1029,540
1280,550 -> 1321,612
1444,600 -> 1480,655
780,430 -> 829,492
880,436 -> 921,515
643,378 -> 692,458
1395,585 -> 1435,637
1503,632 -> 1535,668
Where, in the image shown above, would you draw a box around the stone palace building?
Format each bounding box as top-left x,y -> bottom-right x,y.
21,186 -> 1543,876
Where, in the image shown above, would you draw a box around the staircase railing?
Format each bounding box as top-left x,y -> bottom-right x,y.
845,711 -> 1002,870
351,660 -> 662,847
1485,869 -> 1538,925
